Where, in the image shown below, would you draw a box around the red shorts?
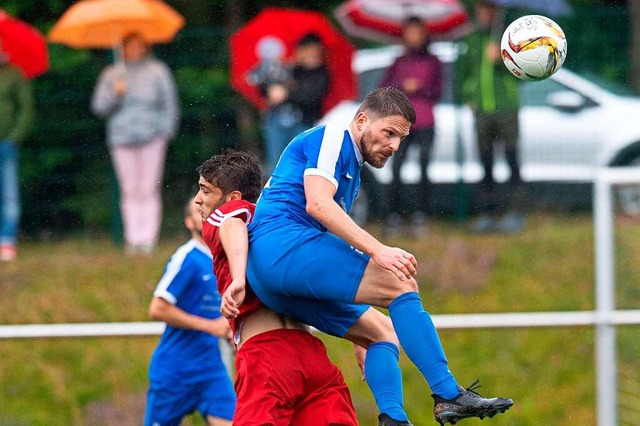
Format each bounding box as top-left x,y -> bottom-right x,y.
234,329 -> 358,426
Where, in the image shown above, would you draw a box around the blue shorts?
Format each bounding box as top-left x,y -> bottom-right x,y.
247,222 -> 370,337
144,373 -> 236,425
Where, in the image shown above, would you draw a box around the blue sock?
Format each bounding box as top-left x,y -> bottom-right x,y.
388,292 -> 460,400
365,341 -> 408,421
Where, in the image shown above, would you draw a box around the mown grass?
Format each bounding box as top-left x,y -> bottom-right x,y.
1,213 -> 639,425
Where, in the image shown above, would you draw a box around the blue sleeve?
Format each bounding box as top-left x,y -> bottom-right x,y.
302,125 -> 347,189
153,254 -> 195,305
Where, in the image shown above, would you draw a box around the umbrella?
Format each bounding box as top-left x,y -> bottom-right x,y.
488,0 -> 573,17
229,7 -> 357,113
49,0 -> 185,49
334,0 -> 472,43
0,10 -> 48,78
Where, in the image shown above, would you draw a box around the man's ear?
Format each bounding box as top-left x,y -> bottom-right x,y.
355,112 -> 368,131
227,190 -> 243,201
184,215 -> 195,232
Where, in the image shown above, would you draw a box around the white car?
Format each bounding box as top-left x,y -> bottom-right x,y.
320,44 -> 640,220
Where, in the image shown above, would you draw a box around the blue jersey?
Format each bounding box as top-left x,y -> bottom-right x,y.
149,239 -> 225,385
251,124 -> 363,237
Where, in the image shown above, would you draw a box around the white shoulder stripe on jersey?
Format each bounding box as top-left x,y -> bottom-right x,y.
304,168 -> 339,189
153,240 -> 197,305
314,124 -> 345,183
207,208 -> 252,228
153,288 -> 177,305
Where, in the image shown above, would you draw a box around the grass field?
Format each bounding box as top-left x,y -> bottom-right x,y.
1,213 -> 639,425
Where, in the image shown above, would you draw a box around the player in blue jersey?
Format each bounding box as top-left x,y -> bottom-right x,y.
145,198 -> 236,426
236,87 -> 513,426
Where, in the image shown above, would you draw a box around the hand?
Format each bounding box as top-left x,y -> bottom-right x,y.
485,42 -> 501,63
267,84 -> 288,105
353,344 -> 367,381
402,77 -> 420,95
114,78 -> 127,96
371,245 -> 417,281
221,279 -> 246,319
206,318 -> 232,340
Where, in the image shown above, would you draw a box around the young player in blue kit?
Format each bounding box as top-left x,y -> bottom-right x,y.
227,87 -> 513,425
144,198 -> 235,426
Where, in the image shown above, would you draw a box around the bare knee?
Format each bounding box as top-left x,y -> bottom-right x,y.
345,308 -> 399,348
356,261 -> 419,307
207,416 -> 232,426
399,277 -> 419,294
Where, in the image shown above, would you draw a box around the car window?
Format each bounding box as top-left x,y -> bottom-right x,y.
520,79 -> 596,108
579,71 -> 636,97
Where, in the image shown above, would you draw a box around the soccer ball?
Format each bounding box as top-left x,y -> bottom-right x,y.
500,15 -> 567,81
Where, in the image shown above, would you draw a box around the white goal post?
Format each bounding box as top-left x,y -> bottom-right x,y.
593,167 -> 640,426
2,167 -> 640,425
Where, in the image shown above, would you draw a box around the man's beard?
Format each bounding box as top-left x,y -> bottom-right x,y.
361,128 -> 391,169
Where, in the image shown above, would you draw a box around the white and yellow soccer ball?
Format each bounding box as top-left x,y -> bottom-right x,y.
500,15 -> 567,81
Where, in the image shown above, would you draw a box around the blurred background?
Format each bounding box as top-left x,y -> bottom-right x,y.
0,0 -> 632,238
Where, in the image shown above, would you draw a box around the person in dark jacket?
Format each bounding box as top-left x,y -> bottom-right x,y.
260,33 -> 330,174
379,17 -> 442,238
459,0 -> 524,233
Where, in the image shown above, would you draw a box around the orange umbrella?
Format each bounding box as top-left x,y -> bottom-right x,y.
49,0 -> 184,49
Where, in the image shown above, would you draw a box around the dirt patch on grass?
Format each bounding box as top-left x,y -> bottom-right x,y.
83,392 -> 146,426
422,237 -> 497,292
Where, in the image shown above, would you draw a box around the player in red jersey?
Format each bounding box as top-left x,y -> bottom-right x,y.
195,150 -> 359,426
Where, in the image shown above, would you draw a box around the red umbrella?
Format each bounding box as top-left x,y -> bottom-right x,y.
230,7 -> 356,113
0,10 -> 48,78
335,0 -> 471,43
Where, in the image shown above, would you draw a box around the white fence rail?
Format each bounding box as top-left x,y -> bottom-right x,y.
2,310 -> 640,340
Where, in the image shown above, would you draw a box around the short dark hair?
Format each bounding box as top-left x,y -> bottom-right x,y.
403,15 -> 424,27
297,32 -> 323,47
123,32 -> 148,45
355,87 -> 416,125
196,150 -> 263,203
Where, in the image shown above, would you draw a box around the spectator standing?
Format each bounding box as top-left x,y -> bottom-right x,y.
0,40 -> 34,261
459,0 -> 524,233
379,16 -> 442,238
92,33 -> 179,254
288,33 -> 330,130
257,33 -> 330,174
145,198 -> 235,426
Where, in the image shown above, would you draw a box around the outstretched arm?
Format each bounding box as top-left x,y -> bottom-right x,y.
304,175 -> 417,280
149,297 -> 231,339
219,216 -> 249,318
